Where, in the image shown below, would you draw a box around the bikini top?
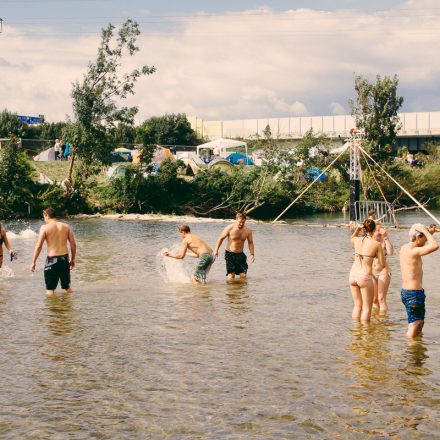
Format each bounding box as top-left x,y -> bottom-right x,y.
355,237 -> 376,266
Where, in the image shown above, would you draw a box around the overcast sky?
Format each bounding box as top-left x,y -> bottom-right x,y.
1,0 -> 439,122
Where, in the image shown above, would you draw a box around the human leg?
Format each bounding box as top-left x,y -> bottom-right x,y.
359,280 -> 374,322
350,284 -> 362,320
373,277 -> 379,308
377,273 -> 391,314
401,289 -> 426,338
407,320 -> 424,338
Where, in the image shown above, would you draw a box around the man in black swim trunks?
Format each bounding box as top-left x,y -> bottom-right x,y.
30,207 -> 76,296
214,212 -> 255,280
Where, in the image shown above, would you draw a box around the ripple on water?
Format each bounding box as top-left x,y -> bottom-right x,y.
1,217 -> 440,437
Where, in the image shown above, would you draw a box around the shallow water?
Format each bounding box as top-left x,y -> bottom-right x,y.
1,214 -> 440,438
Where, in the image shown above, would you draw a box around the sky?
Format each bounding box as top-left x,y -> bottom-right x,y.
0,0 -> 439,122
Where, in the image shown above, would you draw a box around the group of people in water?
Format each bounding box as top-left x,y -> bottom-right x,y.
0,207 -> 438,339
349,209 -> 438,338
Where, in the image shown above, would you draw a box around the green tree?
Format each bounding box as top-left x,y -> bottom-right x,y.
136,113 -> 199,147
0,110 -> 26,138
349,74 -> 404,161
64,18 -> 155,181
0,137 -> 36,217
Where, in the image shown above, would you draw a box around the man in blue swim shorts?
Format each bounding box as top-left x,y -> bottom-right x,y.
400,223 -> 438,338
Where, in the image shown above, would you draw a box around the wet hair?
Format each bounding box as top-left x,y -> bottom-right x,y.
368,209 -> 376,217
363,219 -> 376,234
236,212 -> 247,220
178,224 -> 190,233
43,207 -> 56,218
411,232 -> 424,242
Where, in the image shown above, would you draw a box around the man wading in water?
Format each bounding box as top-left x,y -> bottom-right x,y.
30,208 -> 76,296
214,212 -> 254,281
400,223 -> 438,338
163,225 -> 214,284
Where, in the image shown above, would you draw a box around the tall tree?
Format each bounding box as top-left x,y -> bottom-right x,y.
136,113 -> 199,147
349,74 -> 404,161
64,18 -> 155,181
0,110 -> 26,138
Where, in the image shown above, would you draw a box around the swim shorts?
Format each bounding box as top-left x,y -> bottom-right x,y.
401,288 -> 425,323
225,250 -> 248,276
193,253 -> 214,284
44,254 -> 70,290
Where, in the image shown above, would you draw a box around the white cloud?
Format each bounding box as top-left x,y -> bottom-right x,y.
1,0 -> 440,122
330,102 -> 346,115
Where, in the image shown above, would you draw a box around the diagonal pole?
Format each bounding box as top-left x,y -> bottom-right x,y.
360,148 -> 399,227
272,144 -> 349,223
359,145 -> 440,226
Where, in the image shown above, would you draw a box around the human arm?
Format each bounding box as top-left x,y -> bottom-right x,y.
1,228 -> 13,254
382,230 -> 393,256
30,226 -> 46,272
68,227 -> 76,269
414,225 -> 439,256
376,241 -> 386,267
163,240 -> 189,259
247,230 -> 255,263
214,225 -> 232,257
350,226 -> 362,244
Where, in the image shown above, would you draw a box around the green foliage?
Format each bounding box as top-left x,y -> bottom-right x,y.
350,74 -> 404,162
0,138 -> 36,216
66,19 -> 155,168
0,110 -> 25,138
136,113 -> 199,147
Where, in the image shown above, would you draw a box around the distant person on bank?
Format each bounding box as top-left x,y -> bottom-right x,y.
163,224 -> 214,285
30,208 -> 76,296
214,212 -> 255,281
400,223 -> 438,338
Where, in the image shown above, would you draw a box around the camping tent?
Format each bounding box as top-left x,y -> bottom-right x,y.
196,138 -> 249,162
226,153 -> 254,165
34,147 -> 55,161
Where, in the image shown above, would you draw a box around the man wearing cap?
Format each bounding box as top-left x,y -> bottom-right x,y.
400,223 -> 438,338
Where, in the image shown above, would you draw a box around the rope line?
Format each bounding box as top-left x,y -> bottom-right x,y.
359,145 -> 440,226
272,144 -> 349,223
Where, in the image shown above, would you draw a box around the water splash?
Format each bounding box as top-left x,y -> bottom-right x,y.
158,246 -> 191,284
8,229 -> 38,240
0,266 -> 15,279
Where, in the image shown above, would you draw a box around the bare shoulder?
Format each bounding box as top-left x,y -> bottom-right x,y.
245,226 -> 253,236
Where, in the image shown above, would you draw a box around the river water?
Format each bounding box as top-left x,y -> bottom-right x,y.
1,213 -> 440,438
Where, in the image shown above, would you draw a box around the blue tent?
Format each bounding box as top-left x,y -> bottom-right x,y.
226,153 -> 254,165
305,168 -> 327,182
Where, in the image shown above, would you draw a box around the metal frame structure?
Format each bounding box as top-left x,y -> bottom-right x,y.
0,18 -> 3,34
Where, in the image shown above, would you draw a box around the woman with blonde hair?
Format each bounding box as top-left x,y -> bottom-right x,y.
349,219 -> 385,322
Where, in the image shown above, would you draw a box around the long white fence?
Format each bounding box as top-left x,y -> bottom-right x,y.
189,111 -> 440,140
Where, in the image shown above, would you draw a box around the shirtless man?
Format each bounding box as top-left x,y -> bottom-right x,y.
214,212 -> 254,280
400,223 -> 438,338
30,208 -> 76,295
163,224 -> 214,284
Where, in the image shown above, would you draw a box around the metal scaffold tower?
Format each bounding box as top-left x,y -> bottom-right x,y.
349,130 -> 362,222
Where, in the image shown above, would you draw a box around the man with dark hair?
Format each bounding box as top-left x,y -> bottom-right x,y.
163,224 -> 214,284
400,223 -> 438,338
30,207 -> 76,295
214,212 -> 255,281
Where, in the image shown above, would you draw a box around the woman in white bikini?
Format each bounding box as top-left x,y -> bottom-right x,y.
372,227 -> 393,315
349,219 -> 385,323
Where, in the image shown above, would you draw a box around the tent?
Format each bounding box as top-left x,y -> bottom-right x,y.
105,165 -> 128,179
208,158 -> 235,174
196,138 -> 248,161
226,153 -> 254,166
152,147 -> 176,163
34,147 -> 55,161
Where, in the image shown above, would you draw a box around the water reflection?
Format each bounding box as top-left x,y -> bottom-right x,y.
45,294 -> 75,337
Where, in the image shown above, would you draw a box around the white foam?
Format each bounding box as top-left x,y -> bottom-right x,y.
0,266 -> 15,279
158,246 -> 191,284
7,229 -> 38,240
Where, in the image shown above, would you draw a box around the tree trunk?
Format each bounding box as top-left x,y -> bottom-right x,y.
67,153 -> 76,183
